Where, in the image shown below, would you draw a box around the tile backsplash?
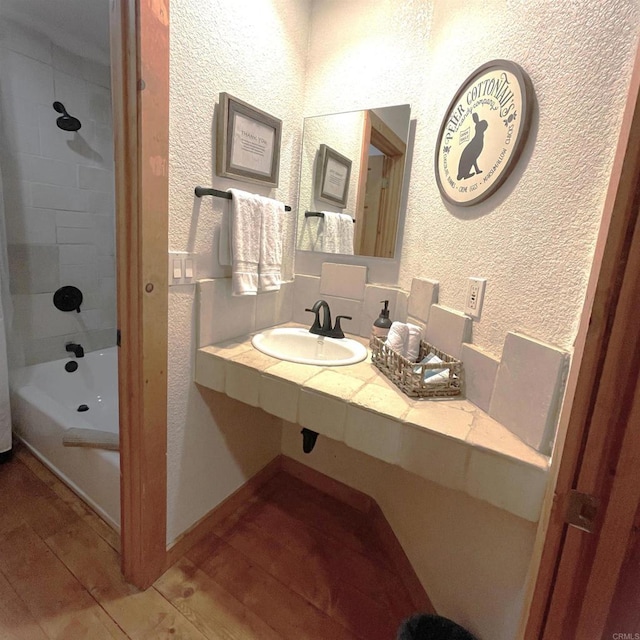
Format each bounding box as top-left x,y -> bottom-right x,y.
198,262 -> 570,455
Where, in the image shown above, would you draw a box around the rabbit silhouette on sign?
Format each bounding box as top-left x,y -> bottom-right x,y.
457,112 -> 488,180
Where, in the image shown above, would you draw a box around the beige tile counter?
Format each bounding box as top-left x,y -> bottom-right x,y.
195,324 -> 550,522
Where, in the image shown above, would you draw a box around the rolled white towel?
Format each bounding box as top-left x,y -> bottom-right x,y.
385,321 -> 409,354
405,323 -> 422,362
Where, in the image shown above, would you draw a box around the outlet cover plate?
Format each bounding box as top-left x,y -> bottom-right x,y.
465,277 -> 486,319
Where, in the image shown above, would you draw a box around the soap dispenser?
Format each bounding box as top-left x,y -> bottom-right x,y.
371,300 -> 392,344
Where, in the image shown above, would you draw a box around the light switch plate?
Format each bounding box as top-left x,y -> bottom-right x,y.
169,251 -> 197,286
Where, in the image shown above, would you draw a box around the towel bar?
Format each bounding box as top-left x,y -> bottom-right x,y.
305,210 -> 355,223
195,186 -> 291,211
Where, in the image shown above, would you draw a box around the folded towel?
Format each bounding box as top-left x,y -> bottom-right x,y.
223,189 -> 286,295
229,188 -> 260,295
258,195 -> 285,292
386,321 -> 409,354
219,203 -> 232,267
319,211 -> 354,254
406,323 -> 422,362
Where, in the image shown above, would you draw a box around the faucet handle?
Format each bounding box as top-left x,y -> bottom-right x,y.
329,315 -> 352,339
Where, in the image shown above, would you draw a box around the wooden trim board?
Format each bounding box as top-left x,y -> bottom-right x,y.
165,455 -> 284,567
111,0 -> 169,589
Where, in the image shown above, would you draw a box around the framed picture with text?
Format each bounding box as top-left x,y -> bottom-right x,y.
315,144 -> 352,208
434,59 -> 534,206
216,92 -> 282,187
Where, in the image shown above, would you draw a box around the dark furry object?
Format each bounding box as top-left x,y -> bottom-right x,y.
397,613 -> 478,640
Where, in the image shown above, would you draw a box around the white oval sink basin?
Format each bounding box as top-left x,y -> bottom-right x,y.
251,327 -> 367,366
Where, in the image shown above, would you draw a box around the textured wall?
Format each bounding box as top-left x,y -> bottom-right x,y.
167,0 -> 312,543
303,0 -> 640,357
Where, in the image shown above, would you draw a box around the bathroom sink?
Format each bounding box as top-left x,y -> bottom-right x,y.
251,327 -> 368,366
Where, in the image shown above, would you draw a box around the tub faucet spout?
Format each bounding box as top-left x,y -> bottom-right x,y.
65,342 -> 84,358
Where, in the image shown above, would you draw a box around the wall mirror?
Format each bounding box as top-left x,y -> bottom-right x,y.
296,104 -> 411,258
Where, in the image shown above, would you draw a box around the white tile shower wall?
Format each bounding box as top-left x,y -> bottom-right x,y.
0,18 -> 116,364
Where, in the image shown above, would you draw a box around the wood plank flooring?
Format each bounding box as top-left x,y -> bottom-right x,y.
0,445 -> 420,639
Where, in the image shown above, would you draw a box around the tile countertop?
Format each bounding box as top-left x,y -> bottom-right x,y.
195,324 -> 551,523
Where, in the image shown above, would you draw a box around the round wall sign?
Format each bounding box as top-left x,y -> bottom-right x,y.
434,59 -> 533,206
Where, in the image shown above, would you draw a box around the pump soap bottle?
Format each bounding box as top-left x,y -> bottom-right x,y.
371,300 -> 392,346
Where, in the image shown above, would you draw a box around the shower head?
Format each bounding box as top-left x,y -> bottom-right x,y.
53,101 -> 81,132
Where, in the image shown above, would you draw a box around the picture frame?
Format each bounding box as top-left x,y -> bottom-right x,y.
216,92 -> 282,187
315,143 -> 352,208
434,59 -> 533,206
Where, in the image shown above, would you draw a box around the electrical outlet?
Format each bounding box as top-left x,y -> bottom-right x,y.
464,277 -> 486,319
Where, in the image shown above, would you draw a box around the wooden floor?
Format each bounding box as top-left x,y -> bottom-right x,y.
0,445 -> 420,639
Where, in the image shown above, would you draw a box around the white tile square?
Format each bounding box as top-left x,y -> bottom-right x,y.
489,332 -> 569,455
320,263 -> 367,300
424,304 -> 472,359
8,244 -> 59,294
465,450 -> 548,522
293,274 -> 321,324
225,361 -> 260,407
0,20 -> 52,63
299,389 -> 347,441
255,282 -> 294,330
194,351 -> 225,392
408,278 -> 439,323
399,426 -> 470,492
56,227 -> 96,244
345,405 -> 401,464
86,190 -> 115,215
56,209 -> 96,229
196,278 -> 256,347
260,375 -> 299,422
79,166 -> 113,192
59,244 -> 95,265
18,154 -> 78,187
31,183 -> 89,212
6,208 -> 56,244
461,343 -> 500,413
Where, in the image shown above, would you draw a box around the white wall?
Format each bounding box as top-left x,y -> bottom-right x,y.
0,18 -> 116,366
167,0 -> 312,543
303,0 -> 640,358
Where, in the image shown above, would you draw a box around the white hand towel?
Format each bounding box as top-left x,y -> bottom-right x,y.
405,323 -> 422,362
258,195 -> 285,292
229,188 -> 260,296
218,201 -> 232,267
338,213 -> 354,255
386,321 -> 409,355
319,212 -> 354,254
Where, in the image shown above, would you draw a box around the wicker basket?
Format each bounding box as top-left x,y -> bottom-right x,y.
370,335 -> 463,398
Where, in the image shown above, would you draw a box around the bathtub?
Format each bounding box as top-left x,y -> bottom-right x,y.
10,347 -> 120,530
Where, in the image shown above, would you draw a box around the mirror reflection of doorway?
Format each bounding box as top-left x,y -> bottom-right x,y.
355,110 -> 407,258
